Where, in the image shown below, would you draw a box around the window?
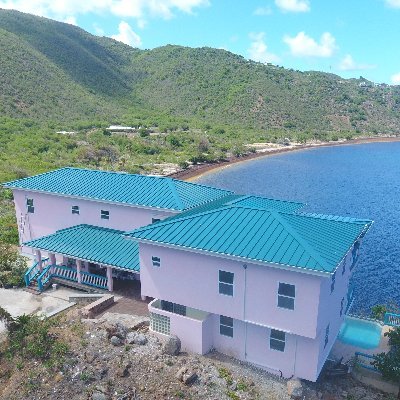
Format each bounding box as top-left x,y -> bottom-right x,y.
72,205 -> 80,215
101,210 -> 109,220
160,300 -> 186,316
270,329 -> 286,352
324,324 -> 330,348
340,297 -> 344,317
342,261 -> 346,276
278,282 -> 295,310
150,312 -> 170,335
219,315 -> 233,337
350,242 -> 360,270
331,272 -> 336,293
152,218 -> 161,223
26,198 -> 34,213
152,256 -> 161,267
219,270 -> 234,296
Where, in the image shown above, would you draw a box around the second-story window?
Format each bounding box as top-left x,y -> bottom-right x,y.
219,315 -> 233,337
152,256 -> 161,267
72,205 -> 80,215
277,282 -> 295,310
152,218 -> 161,223
26,198 -> 34,213
219,270 -> 234,296
331,271 -> 336,293
270,329 -> 286,352
324,324 -> 330,348
101,210 -> 109,220
342,261 -> 346,275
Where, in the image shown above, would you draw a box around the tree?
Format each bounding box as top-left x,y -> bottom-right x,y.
372,327 -> 400,398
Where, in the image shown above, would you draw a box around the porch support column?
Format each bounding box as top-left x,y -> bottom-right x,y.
141,294 -> 147,301
106,266 -> 113,292
62,256 -> 68,266
49,253 -> 56,274
76,260 -> 82,284
35,250 -> 42,271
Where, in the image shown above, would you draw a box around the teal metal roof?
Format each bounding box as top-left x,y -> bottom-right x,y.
3,167 -> 233,211
126,206 -> 372,273
24,224 -> 140,271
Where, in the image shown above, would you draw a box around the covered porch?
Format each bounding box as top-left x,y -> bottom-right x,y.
23,224 -> 140,294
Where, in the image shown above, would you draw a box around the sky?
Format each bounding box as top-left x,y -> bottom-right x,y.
1,0 -> 400,84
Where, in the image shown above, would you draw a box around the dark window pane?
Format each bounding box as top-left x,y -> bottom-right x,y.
270,338 -> 285,352
27,205 -> 35,213
219,282 -> 233,296
219,270 -> 234,284
278,295 -> 294,310
101,210 -> 109,219
152,256 -> 160,262
174,304 -> 186,316
278,283 -> 295,297
220,325 -> 233,338
161,300 -> 173,312
220,315 -> 233,327
26,199 -> 34,206
271,329 -> 285,341
152,218 -> 161,223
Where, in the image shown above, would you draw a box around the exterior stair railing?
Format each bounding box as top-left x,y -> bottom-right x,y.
24,257 -> 49,286
32,264 -> 108,292
354,352 -> 379,372
384,312 -> 400,327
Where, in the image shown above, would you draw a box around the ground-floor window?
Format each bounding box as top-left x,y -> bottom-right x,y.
160,300 -> 187,316
150,312 -> 170,335
324,324 -> 330,348
270,329 -> 286,352
219,315 -> 233,337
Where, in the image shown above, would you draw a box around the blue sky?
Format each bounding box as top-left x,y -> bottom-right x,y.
2,0 -> 400,83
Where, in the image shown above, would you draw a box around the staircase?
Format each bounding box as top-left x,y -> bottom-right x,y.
24,278 -> 41,294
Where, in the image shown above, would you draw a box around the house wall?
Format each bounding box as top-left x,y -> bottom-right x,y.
139,243 -> 325,339
12,189 -> 176,249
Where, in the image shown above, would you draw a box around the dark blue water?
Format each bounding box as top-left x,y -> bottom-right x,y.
195,142 -> 400,314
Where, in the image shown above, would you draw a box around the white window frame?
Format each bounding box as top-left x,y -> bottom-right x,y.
26,198 -> 34,213
277,282 -> 295,310
218,270 -> 234,296
219,315 -> 233,338
101,210 -> 109,220
270,329 -> 286,352
152,256 -> 161,267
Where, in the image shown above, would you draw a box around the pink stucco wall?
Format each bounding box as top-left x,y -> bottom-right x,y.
13,189 -> 176,248
138,242 -> 343,381
139,242 -> 324,339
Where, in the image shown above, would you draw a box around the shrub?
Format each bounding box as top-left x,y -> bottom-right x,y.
0,244 -> 27,287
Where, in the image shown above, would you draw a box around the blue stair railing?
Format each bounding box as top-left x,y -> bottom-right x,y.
37,265 -> 52,292
24,258 -> 49,286
384,312 -> 400,327
355,352 -> 379,372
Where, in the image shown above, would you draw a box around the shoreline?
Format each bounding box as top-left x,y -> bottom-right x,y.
169,136 -> 400,182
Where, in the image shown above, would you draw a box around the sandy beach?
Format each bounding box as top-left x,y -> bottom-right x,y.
169,136 -> 400,182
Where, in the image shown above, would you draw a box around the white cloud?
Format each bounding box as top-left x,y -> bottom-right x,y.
391,72 -> 400,84
0,0 -> 209,24
112,21 -> 142,47
248,32 -> 280,64
385,0 -> 400,8
338,54 -> 375,71
254,6 -> 273,15
275,0 -> 310,12
284,31 -> 336,57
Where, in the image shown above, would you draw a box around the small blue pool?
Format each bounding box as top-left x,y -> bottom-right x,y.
338,317 -> 382,349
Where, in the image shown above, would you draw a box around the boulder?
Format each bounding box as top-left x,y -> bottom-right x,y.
134,333 -> 147,345
110,336 -> 122,346
176,366 -> 197,385
162,335 -> 181,356
125,332 -> 136,344
91,392 -> 107,400
287,378 -> 303,399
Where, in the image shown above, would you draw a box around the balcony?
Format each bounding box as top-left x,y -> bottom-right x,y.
149,299 -> 212,354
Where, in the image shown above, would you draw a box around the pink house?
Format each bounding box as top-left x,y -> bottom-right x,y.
3,167 -> 372,381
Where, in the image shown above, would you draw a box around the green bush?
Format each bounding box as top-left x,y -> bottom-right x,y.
0,244 -> 27,287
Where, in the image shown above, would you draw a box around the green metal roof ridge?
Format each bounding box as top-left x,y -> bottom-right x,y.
167,179 -> 185,211
228,194 -> 305,209
268,210 -> 329,271
296,212 -> 373,225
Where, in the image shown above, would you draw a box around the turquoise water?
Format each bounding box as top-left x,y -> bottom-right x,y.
338,317 -> 382,349
195,142 -> 400,313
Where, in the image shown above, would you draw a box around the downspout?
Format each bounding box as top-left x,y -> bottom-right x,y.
243,264 -> 248,360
